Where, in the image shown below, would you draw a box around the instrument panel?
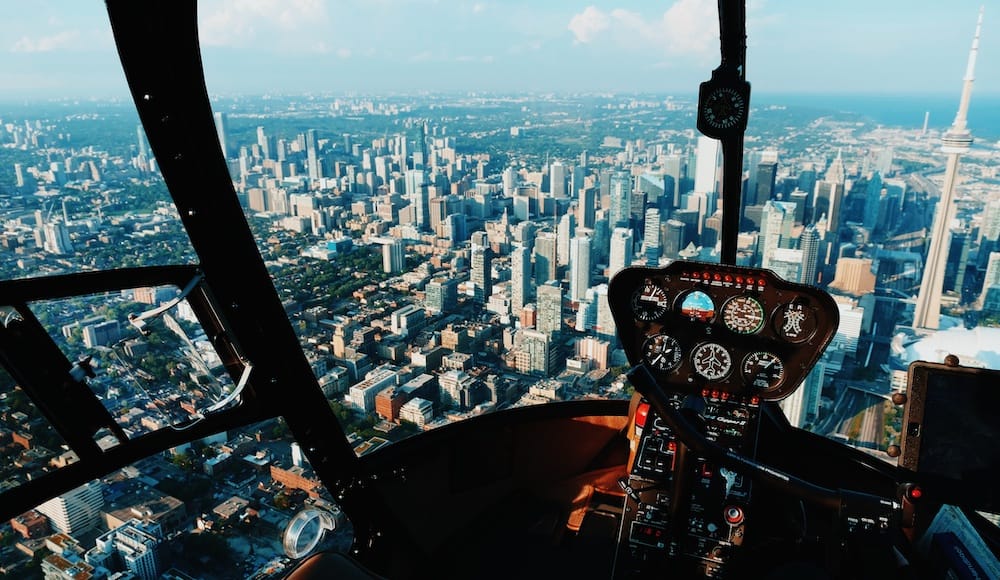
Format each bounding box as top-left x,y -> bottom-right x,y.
608,261 -> 839,401
610,261 -> 839,578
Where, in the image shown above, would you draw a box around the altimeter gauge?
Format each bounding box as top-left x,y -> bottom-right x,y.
632,280 -> 670,322
742,351 -> 784,392
691,342 -> 732,381
722,295 -> 765,335
641,333 -> 683,372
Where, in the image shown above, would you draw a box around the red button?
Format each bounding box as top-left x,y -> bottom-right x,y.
635,402 -> 650,428
725,506 -> 744,525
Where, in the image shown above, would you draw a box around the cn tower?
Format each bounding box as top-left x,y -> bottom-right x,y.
912,7 -> 984,330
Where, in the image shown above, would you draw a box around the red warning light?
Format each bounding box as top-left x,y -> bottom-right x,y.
735,276 -> 744,284
724,274 -> 733,283
758,278 -> 767,287
746,278 -> 754,286
636,402 -> 650,428
713,273 -> 722,281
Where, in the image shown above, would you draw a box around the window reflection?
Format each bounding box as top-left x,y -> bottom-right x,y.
5,418 -> 350,579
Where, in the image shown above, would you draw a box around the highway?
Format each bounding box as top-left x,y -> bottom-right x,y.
816,384 -> 888,450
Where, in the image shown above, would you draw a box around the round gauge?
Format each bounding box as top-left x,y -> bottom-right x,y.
679,290 -> 715,323
631,280 -> 669,322
774,301 -> 818,343
641,333 -> 683,372
722,295 -> 765,335
691,342 -> 732,381
701,85 -> 749,132
742,351 -> 785,392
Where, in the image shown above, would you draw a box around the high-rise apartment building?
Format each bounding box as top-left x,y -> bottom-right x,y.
88,518 -> 163,580
380,238 -> 405,274
37,480 -> 104,535
536,281 -> 563,335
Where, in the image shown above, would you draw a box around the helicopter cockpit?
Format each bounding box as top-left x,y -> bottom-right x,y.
0,1 -> 999,579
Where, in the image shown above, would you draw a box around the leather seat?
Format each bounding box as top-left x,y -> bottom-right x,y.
284,551 -> 387,580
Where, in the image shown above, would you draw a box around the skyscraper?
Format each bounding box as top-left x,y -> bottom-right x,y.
569,235 -> 592,302
550,160 -> 567,198
759,201 -> 795,269
608,227 -> 634,280
213,111 -> 229,158
799,224 -> 821,286
380,238 -> 405,274
406,169 -> 429,230
913,9 -> 983,329
534,231 -> 558,286
694,135 -> 721,195
754,162 -> 778,206
536,281 -> 563,335
306,128 -> 320,181
577,185 -> 597,229
609,171 -> 631,228
643,207 -> 661,266
471,243 -> 493,305
557,212 -> 575,267
511,244 -> 532,313
979,251 -> 1000,306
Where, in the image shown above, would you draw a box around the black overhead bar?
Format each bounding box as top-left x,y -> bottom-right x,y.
697,0 -> 751,266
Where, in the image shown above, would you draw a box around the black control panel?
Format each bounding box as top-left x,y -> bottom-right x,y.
608,261 -> 839,578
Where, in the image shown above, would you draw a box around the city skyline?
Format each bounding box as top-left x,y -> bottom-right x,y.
1,1 -> 997,99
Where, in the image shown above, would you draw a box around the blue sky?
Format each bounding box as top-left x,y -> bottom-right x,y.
1,1 -> 996,99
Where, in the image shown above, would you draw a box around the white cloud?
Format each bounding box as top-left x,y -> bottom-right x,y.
568,6 -> 610,44
473,2 -> 487,14
199,0 -> 329,49
567,0 -> 717,56
10,31 -> 79,53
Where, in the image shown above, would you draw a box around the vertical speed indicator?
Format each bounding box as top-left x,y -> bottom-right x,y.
631,280 -> 670,322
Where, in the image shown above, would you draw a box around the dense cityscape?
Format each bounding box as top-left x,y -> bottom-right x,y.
0,78 -> 999,578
